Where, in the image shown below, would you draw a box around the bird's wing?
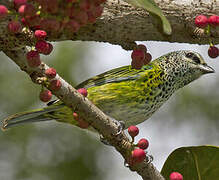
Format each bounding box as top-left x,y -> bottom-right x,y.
47,64 -> 154,106
76,65 -> 153,89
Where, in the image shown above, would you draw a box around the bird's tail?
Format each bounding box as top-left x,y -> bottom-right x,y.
2,105 -> 63,130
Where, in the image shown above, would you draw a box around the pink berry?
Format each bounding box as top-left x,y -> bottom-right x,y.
131,149 -> 146,164
35,40 -> 50,55
143,53 -> 152,65
39,90 -> 52,102
137,138 -> 149,150
169,172 -> 183,180
208,15 -> 219,27
34,30 -> 47,40
208,46 -> 219,58
195,15 -> 208,28
128,125 -> 139,138
13,0 -> 27,9
49,79 -> 62,91
0,5 -> 8,19
26,50 -> 41,67
45,68 -> 56,78
7,20 -> 22,34
73,112 -> 79,120
77,88 -> 88,97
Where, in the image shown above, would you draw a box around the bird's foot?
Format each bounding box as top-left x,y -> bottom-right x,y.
146,154 -> 153,164
110,118 -> 125,136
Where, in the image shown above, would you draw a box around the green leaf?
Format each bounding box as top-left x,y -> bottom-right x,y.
161,146 -> 219,180
124,0 -> 172,35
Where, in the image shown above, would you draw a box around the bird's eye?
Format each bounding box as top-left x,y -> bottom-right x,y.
192,56 -> 201,64
185,52 -> 193,58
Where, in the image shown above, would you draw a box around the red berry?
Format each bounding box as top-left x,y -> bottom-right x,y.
128,125 -> 139,138
131,59 -> 144,70
39,90 -> 52,102
13,0 -> 27,9
131,49 -> 145,61
26,50 -> 41,67
77,88 -> 88,97
35,40 -> 50,55
169,172 -> 183,180
0,5 -> 8,19
143,53 -> 152,65
208,46 -> 219,58
208,15 -> 219,27
49,79 -> 62,91
137,44 -> 147,53
34,30 -> 47,40
43,43 -> 53,55
137,138 -> 149,150
131,149 -> 146,164
45,68 -> 56,78
7,20 -> 22,34
195,15 -> 208,28
18,3 -> 36,17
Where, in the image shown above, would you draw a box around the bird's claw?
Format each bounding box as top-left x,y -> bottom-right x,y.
111,118 -> 125,136
146,154 -> 153,164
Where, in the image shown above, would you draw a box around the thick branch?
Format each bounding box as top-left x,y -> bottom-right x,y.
0,0 -> 218,51
3,48 -> 165,180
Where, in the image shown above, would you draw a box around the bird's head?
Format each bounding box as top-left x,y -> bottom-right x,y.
155,50 -> 215,88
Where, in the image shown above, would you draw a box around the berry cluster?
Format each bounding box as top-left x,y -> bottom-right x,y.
195,15 -> 219,58
131,44 -> 152,70
0,0 -> 106,34
0,0 -> 106,103
127,125 -> 149,165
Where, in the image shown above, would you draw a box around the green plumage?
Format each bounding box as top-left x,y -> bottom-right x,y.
2,50 -> 214,130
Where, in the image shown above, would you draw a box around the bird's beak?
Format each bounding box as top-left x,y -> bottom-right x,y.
199,64 -> 215,74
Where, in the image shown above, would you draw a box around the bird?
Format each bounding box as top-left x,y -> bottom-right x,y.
2,50 -> 215,130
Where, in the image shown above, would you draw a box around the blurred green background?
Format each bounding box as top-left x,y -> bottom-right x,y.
0,41 -> 218,180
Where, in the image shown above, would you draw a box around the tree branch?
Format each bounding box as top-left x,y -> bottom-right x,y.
3,47 -> 165,180
0,0 -> 218,51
